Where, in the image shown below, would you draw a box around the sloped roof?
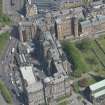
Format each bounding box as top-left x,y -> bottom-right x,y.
89,79 -> 105,92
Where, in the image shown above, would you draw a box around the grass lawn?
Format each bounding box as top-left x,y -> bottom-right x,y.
63,35 -> 105,77
80,40 -> 105,71
63,41 -> 90,77
0,15 -> 11,26
0,0 -> 11,26
0,32 -> 9,55
75,37 -> 105,76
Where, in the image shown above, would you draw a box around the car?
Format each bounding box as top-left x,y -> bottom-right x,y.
9,36 -> 12,40
1,61 -> 4,64
9,73 -> 12,77
11,48 -> 15,54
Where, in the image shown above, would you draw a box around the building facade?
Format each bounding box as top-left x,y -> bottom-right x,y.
55,16 -> 79,40
19,20 -> 37,43
79,15 -> 105,37
89,79 -> 105,105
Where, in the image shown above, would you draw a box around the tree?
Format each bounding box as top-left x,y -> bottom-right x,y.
76,38 -> 92,52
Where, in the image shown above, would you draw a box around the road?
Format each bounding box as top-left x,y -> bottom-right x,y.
0,24 -> 21,105
1,0 -> 25,104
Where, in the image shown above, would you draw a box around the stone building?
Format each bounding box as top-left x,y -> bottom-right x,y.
37,17 -> 72,103
18,20 -> 37,43
57,0 -> 82,9
15,45 -> 45,105
15,33 -> 72,105
41,31 -> 71,104
55,16 -> 79,40
26,3 -> 37,18
79,15 -> 105,37
44,76 -> 71,103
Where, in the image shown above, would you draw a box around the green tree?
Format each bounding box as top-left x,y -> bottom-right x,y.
63,42 -> 89,77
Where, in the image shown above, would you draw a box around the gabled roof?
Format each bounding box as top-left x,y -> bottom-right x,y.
89,79 -> 105,92
93,89 -> 105,98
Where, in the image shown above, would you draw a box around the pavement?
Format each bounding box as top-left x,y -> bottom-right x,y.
0,24 -> 21,105
1,0 -> 25,104
0,94 -> 8,105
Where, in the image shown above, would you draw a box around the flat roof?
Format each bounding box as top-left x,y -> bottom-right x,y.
93,89 -> 105,98
20,66 -> 43,93
89,79 -> 105,92
20,66 -> 35,85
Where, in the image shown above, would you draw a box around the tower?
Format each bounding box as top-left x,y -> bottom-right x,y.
72,17 -> 79,38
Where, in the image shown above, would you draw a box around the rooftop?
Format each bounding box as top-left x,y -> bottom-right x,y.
20,66 -> 43,93
80,15 -> 105,28
93,89 -> 105,98
20,66 -> 35,85
89,79 -> 105,92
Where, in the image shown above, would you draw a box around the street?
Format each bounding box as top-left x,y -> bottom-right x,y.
0,23 -> 22,105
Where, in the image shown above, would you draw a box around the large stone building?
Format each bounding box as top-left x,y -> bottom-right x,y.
55,15 -> 79,40
41,31 -> 72,104
15,37 -> 71,105
79,15 -> 105,37
26,1 -> 37,18
15,46 -> 45,105
18,20 -> 37,43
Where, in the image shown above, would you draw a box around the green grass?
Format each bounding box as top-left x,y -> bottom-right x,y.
57,95 -> 70,102
75,36 -> 105,76
0,80 -> 12,104
0,0 -> 11,26
0,15 -> 11,26
59,101 -> 67,105
63,42 -> 89,77
0,32 -> 9,55
63,35 -> 105,77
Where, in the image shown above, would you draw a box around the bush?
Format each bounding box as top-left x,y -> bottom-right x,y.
63,42 -> 89,77
0,80 -> 12,103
